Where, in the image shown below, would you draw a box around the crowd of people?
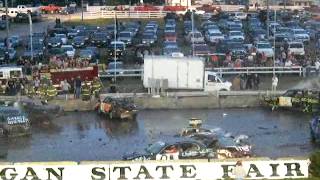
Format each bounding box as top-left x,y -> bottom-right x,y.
48,56 -> 91,70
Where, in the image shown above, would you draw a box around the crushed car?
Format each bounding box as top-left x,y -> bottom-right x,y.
96,97 -> 138,120
0,102 -> 31,137
264,89 -> 320,112
122,138 -> 216,161
310,116 -> 320,142
180,118 -> 252,159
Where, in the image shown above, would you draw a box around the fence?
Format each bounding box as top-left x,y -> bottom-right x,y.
99,66 -> 316,78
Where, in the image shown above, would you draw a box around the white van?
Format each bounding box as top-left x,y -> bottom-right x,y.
0,66 -> 23,80
288,41 -> 305,56
229,12 -> 247,20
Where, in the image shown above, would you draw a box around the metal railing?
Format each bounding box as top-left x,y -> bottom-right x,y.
207,66 -> 305,77
99,66 -> 316,78
85,10 -> 167,19
99,69 -> 143,78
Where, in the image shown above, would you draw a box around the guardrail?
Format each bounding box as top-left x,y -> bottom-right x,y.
208,66 -> 304,76
99,66 -> 315,78
99,69 -> 143,78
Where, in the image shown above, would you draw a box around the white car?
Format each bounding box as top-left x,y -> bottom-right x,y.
292,29 -> 310,43
228,31 -> 245,41
55,34 -> 68,44
255,42 -> 274,58
186,31 -> 205,44
205,30 -> 224,44
61,45 -> 75,58
288,42 -> 305,56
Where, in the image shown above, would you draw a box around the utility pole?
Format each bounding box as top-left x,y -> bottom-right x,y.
273,10 -> 276,75
191,10 -> 194,56
114,11 -> 117,83
28,11 -> 33,61
5,0 -> 9,49
266,0 -> 269,39
81,0 -> 84,21
283,0 -> 286,10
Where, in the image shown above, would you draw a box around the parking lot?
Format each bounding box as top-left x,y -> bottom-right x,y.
0,8 -> 319,71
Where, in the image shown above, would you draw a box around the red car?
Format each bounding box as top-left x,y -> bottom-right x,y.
134,5 -> 160,11
163,6 -> 186,12
40,4 -> 62,13
164,32 -> 177,42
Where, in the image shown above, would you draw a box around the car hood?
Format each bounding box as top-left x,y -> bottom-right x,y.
122,151 -> 150,160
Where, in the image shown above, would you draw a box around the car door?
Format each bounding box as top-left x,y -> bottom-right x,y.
156,144 -> 180,160
179,142 -> 203,159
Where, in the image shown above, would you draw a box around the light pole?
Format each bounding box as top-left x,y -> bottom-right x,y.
5,0 -> 9,49
191,10 -> 194,56
273,10 -> 276,75
81,0 -> 84,21
266,0 -> 269,39
114,11 -> 117,83
28,11 -> 33,61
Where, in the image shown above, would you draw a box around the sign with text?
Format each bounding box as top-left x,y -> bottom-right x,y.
0,158 -> 309,180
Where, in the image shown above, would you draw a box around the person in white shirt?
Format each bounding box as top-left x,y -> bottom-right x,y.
272,75 -> 278,91
315,60 -> 320,76
284,59 -> 292,67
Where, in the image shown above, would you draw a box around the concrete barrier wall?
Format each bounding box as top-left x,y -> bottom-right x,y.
0,92 -> 269,111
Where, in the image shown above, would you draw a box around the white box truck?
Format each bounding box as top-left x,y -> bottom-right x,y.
143,56 -> 232,91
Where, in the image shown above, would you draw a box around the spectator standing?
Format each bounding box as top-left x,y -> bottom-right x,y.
60,79 -> 71,100
315,60 -> 320,76
74,76 -> 82,99
34,77 -> 40,93
253,74 -> 260,90
233,160 -> 246,180
272,75 -> 278,91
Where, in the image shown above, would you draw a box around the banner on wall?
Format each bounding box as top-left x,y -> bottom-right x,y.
0,158 -> 309,180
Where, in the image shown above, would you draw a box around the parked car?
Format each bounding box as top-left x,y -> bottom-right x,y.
79,49 -> 94,61
61,45 -> 75,58
8,35 -> 21,48
164,32 -> 177,42
67,29 -> 78,39
48,48 -> 65,58
142,32 -> 157,45
186,31 -> 205,44
72,36 -> 86,48
90,32 -> 109,47
205,30 -> 224,44
255,41 -> 274,58
291,28 -> 310,43
0,20 -> 7,30
106,61 -> 124,75
288,41 -> 305,56
118,31 -> 133,45
163,46 -> 181,56
47,37 -> 62,48
228,31 -> 245,41
193,44 -> 211,55
108,41 -> 126,57
55,34 -> 67,44
164,26 -> 175,33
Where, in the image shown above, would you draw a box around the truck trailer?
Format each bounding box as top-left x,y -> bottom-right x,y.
143,56 -> 232,91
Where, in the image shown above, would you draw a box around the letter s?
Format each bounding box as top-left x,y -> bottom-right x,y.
91,167 -> 106,180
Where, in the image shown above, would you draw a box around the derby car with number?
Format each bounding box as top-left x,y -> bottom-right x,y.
310,116 -> 320,142
264,89 -> 320,112
122,138 -> 216,161
180,118 -> 252,159
96,97 -> 138,120
0,102 -> 31,137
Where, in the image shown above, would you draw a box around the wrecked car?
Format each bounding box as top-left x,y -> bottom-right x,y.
180,118 -> 252,159
310,116 -> 320,142
264,89 -> 320,112
96,97 -> 138,120
0,102 -> 31,137
122,138 -> 216,161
